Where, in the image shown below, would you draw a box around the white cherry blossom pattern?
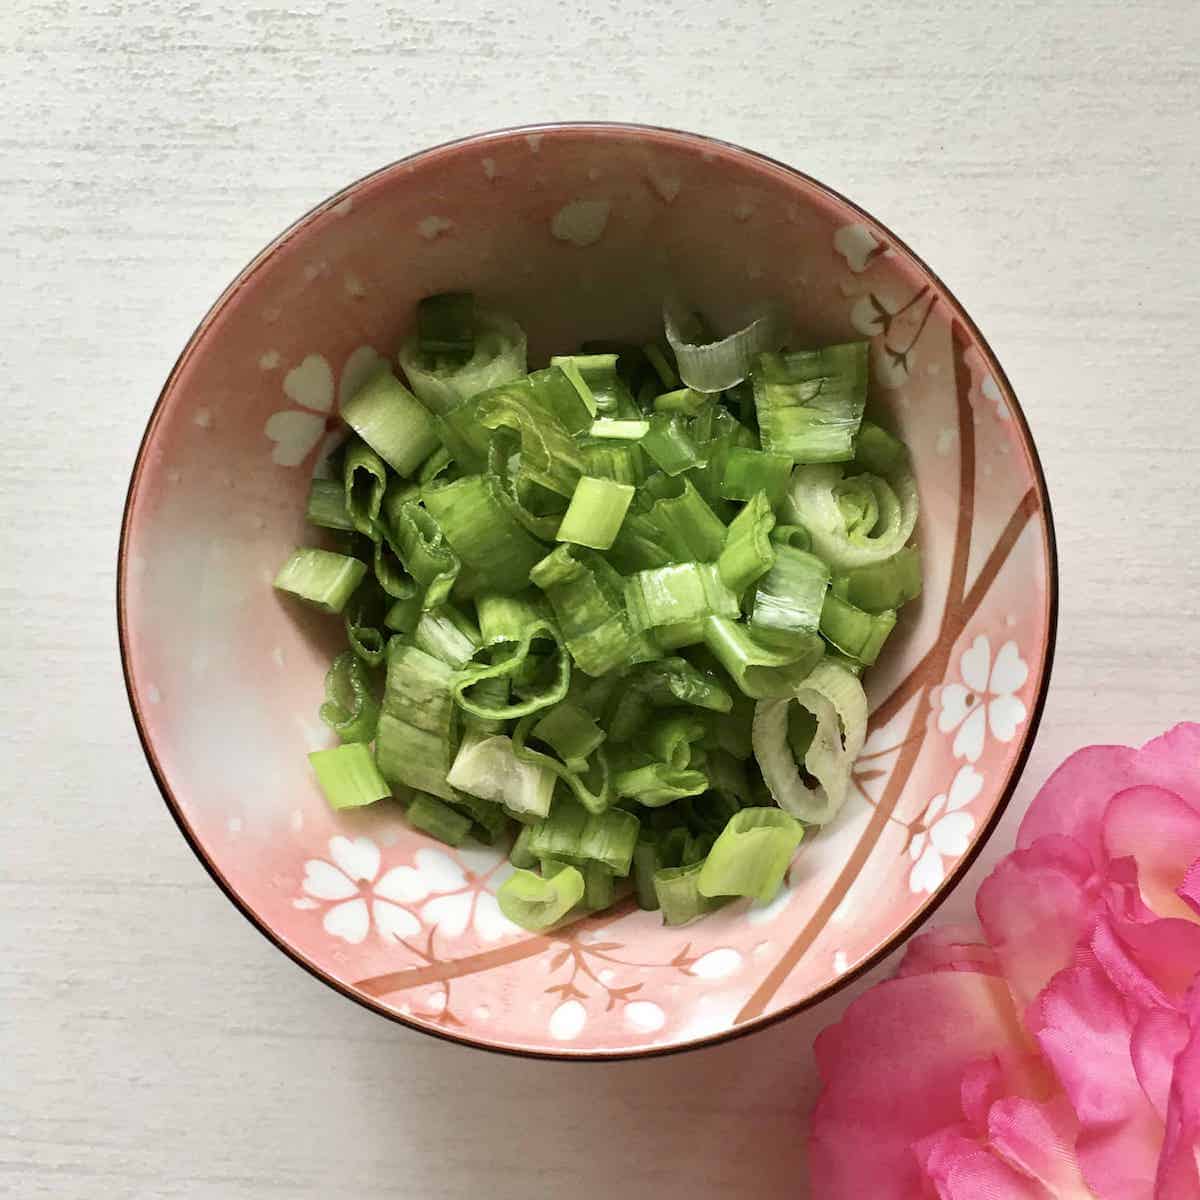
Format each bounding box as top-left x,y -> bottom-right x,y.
264,345 -> 385,468
908,765 -> 984,894
936,635 -> 1029,763
833,223 -> 886,272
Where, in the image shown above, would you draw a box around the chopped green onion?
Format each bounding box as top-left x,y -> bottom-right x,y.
383,591 -> 422,634
643,342 -> 678,389
752,342 -> 868,463
625,562 -> 738,643
551,353 -> 624,417
622,476 -> 726,567
654,860 -> 728,925
526,799 -> 640,875
372,522 -> 418,600
413,603 -> 480,668
512,715 -> 612,813
590,418 -> 650,440
532,701 -> 605,765
377,642 -> 459,799
510,825 -> 538,869
343,438 -> 389,536
308,742 -> 391,810
612,756 -> 708,807
633,835 -> 661,909
445,730 -> 555,818
407,791 -> 472,847
717,491 -> 777,593
653,387 -> 709,416
697,807 -> 804,903
578,860 -> 615,910
341,367 -> 440,477
643,711 -> 707,769
418,446 -> 453,485
579,441 -> 647,486
343,582 -> 389,669
772,523 -> 812,552
417,292 -> 475,363
835,546 -> 922,612
852,419 -> 908,476
819,593 -> 898,666
274,548 -> 366,614
703,615 -> 825,699
641,413 -> 706,476
750,543 -> 831,650
449,790 -> 510,844
387,499 -> 460,610
398,308 -> 527,415
476,378 -> 586,497
720,446 -> 793,508
556,475 -> 635,550
497,866 -> 584,931
306,478 -> 356,532
664,303 -> 783,393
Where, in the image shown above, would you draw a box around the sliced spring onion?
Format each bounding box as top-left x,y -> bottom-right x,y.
852,419 -> 908,476
423,475 -> 548,595
449,790 -> 509,844
274,548 -> 366,614
417,292 -> 475,363
398,308 -> 527,415
407,791 -> 473,847
622,476 -> 726,567
606,656 -> 732,744
752,342 -> 868,464
376,642 -> 459,799
578,860 -> 615,910
703,615 -> 825,700
643,711 -> 707,769
476,380 -> 585,497
753,660 -> 868,825
612,756 -> 708,807
834,546 -> 922,612
750,543 -> 831,650
579,441 -> 647,486
387,499 -> 460,610
497,865 -> 584,931
526,799 -> 640,875
509,825 -> 538,869
784,462 -> 919,570
590,418 -> 650,441
309,742 -> 391,810
772,523 -> 812,552
643,342 -> 678,389
625,562 -> 738,642
819,593 -> 897,666
341,367 -> 440,477
372,522 -> 418,600
513,715 -> 611,813
343,438 -> 389,536
555,475 -> 635,550
343,582 -> 389,669
306,478 -> 356,532
445,729 -> 555,818
531,701 -> 605,766
717,491 -> 777,593
720,446 -> 793,508
632,834 -> 661,909
452,592 -> 570,720
697,807 -> 804,902
654,861 -> 728,925
653,386 -> 709,416
664,303 -> 783,393
383,591 -> 422,634
413,603 -> 481,668
550,353 -> 623,417
641,413 -> 706,476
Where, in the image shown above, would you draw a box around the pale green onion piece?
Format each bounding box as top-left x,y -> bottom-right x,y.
625,562 -> 738,641
720,446 -> 793,508
579,441 -> 647,486
407,791 -> 472,847
341,367 -> 440,477
388,500 -> 460,611
306,478 -> 356,532
372,522 -> 418,600
784,462 -> 919,570
532,701 -> 605,765
377,642 -> 459,799
835,546 -> 922,612
423,475 -> 549,595
413,604 -> 481,668
308,742 -> 391,810
717,491 -> 776,593
820,594 -> 897,666
606,656 -> 732,744
752,660 -> 868,824
750,544 -> 831,649
697,808 -> 804,903
654,861 -> 727,925
526,799 -> 640,875
852,419 -> 908,476
590,417 -> 650,441
273,548 -> 366,614
449,790 -> 510,844
643,712 -> 706,769
497,866 -> 584,931
621,476 -> 726,567
653,387 -> 709,416
510,825 -> 538,869
664,303 -> 783,393
445,730 -> 555,818
398,308 -> 527,415
556,476 -> 635,550
343,438 -> 389,536
384,591 -> 422,634
703,615 -> 825,700
772,523 -> 812,552
633,836 -> 661,909
612,756 -> 708,807
475,385 -> 585,499
416,292 -> 475,363
643,343 -> 678,389
343,581 -> 389,669
551,353 -> 621,417
512,715 -> 612,814
641,413 -> 706,476
752,342 -> 868,463
578,860 -> 615,911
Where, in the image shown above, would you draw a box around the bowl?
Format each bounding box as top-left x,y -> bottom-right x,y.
119,123 -> 1056,1058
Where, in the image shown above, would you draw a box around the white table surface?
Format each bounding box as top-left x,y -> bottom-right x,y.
4,1 -> 1198,1196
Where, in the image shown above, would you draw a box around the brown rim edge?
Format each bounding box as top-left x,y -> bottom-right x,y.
117,120 -> 1059,1063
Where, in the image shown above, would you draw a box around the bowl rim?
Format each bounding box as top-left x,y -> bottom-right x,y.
117,120 -> 1059,1061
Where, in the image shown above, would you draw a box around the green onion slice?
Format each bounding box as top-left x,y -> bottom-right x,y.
306,478 -> 356,532
664,303 -> 783,393
497,866 -> 584,931
341,367 -> 440,477
445,729 -> 556,818
556,475 -> 635,550
526,799 -> 640,875
718,490 -> 777,594
407,791 -> 473,847
376,642 -> 459,800
703,615 -> 825,700
697,807 -> 804,903
750,543 -> 831,650
309,742 -> 391,810
274,548 -> 366,614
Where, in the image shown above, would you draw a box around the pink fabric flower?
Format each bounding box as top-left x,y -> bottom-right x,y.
811,724 -> 1200,1199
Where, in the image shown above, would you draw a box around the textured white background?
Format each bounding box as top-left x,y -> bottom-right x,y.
4,1 -> 1199,1196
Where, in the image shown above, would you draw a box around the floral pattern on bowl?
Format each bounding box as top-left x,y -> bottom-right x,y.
119,123 -> 1056,1057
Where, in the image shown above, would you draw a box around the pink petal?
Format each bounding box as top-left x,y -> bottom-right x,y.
898,926 -> 1002,979
1017,744 -> 1136,863
960,1057 -> 1005,1133
1182,859 -> 1200,919
987,1095 -> 1088,1196
1104,786 -> 1200,921
1034,961 -> 1163,1199
913,1128 -> 1051,1200
1091,914 -> 1200,1007
1135,723 -> 1200,815
976,836 -> 1098,1014
811,972 -> 1028,1199
1131,1009 -> 1189,1121
1154,985 -> 1200,1200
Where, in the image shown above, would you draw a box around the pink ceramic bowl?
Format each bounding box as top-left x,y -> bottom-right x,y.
119,123 -> 1056,1058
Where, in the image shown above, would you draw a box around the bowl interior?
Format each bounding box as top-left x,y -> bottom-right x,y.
120,124 -> 1054,1056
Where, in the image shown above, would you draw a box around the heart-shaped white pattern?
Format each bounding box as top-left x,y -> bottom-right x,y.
946,765 -> 984,811
834,223 -> 881,272
688,948 -> 743,980
989,640 -> 1029,695
283,353 -> 334,413
959,635 -> 992,693
374,848 -> 467,905
937,684 -> 978,733
328,835 -> 380,884
338,345 -> 386,406
549,999 -> 587,1041
264,410 -> 326,467
850,292 -> 895,337
323,897 -> 369,943
623,1001 -> 666,1033
909,845 -> 946,894
988,694 -> 1028,743
952,706 -> 987,763
472,892 -> 519,942
421,892 -> 473,938
301,858 -> 358,901
550,199 -> 610,247
372,898 -> 420,942
931,811 -> 975,858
